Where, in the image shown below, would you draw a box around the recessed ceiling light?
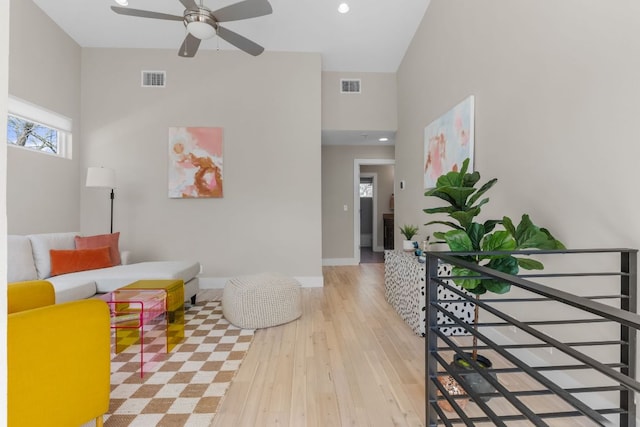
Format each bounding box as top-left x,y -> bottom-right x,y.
379,137 -> 389,142
338,3 -> 350,14
114,0 -> 129,5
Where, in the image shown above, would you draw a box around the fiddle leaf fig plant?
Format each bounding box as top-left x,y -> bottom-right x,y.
424,158 -> 565,295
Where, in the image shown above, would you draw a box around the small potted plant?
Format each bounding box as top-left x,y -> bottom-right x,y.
399,224 -> 419,251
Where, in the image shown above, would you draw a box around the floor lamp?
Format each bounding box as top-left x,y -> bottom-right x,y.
86,167 -> 116,234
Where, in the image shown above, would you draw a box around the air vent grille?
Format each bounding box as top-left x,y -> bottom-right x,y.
141,71 -> 166,87
340,79 -> 361,93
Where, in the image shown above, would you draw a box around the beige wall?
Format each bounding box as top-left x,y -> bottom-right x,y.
2,0 -> 11,416
322,144 -> 394,263
397,0 -> 640,403
80,48 -> 323,285
322,71 -> 397,131
7,0 -> 81,234
361,164 -> 394,250
397,0 -> 640,252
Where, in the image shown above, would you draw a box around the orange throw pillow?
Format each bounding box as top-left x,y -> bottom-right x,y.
75,232 -> 121,266
50,247 -> 112,276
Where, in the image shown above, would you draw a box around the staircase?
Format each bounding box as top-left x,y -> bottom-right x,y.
425,249 -> 640,426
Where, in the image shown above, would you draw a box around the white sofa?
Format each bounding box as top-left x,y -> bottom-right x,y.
8,232 -> 200,304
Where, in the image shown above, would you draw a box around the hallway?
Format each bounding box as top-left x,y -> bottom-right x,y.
360,247 -> 384,263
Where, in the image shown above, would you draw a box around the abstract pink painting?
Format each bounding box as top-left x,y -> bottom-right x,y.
424,96 -> 475,188
168,127 -> 223,198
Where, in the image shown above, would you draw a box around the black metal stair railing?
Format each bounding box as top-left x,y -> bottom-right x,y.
425,249 -> 640,427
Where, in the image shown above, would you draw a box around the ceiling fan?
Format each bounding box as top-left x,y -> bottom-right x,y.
111,0 -> 272,58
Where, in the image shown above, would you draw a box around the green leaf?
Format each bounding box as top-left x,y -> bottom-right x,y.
436,172 -> 464,189
482,280 -> 511,294
466,283 -> 487,295
480,256 -> 520,294
425,220 -> 464,231
502,216 -> 516,237
436,158 -> 469,188
514,215 -> 562,250
433,231 -> 446,240
517,258 -> 544,270
444,230 -> 474,252
450,207 -> 481,230
541,228 -> 566,249
466,223 -> 485,251
513,214 -> 542,248
488,256 -> 520,275
483,220 -> 501,234
467,178 -> 498,207
462,171 -> 480,188
459,158 -> 470,176
432,186 -> 477,210
423,206 -> 455,215
470,197 -> 490,211
423,189 -> 456,206
481,231 -> 516,252
451,266 -> 482,290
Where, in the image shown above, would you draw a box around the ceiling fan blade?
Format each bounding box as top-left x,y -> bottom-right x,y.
217,26 -> 265,56
179,0 -> 199,11
111,6 -> 183,21
212,0 -> 272,22
178,33 -> 201,58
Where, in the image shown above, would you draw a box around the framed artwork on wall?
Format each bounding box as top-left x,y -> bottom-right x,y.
168,126 -> 224,198
424,95 -> 475,189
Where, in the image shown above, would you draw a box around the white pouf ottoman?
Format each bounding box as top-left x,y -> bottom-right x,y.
222,272 -> 302,329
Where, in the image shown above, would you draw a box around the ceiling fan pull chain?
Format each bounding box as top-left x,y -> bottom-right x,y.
216,28 -> 220,51
184,28 -> 189,56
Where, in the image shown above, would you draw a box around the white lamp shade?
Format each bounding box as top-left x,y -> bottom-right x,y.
86,167 -> 116,189
187,21 -> 217,40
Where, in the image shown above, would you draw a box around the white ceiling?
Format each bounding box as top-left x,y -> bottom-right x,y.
32,0 -> 430,73
30,0 -> 427,146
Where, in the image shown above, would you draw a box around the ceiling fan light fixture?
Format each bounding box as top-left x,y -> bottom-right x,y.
114,0 -> 128,5
185,9 -> 217,40
110,0 -> 270,57
187,21 -> 217,39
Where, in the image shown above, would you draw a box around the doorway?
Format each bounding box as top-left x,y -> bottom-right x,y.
359,175 -> 382,263
353,159 -> 395,263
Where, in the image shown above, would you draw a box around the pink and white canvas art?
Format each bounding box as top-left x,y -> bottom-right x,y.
424,96 -> 475,188
168,127 -> 223,198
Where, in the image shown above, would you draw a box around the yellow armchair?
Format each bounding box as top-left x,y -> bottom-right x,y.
8,280 -> 111,427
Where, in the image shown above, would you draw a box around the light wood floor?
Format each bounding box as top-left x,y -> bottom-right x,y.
201,264 -> 426,427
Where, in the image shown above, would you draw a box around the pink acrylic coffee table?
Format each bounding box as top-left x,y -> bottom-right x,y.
99,288 -> 167,377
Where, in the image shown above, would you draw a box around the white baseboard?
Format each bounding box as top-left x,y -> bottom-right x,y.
199,275 -> 324,289
295,276 -> 324,287
322,258 -> 358,266
198,277 -> 228,289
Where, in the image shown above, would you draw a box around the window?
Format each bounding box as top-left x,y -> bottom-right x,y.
7,115 -> 59,154
360,182 -> 373,197
6,96 -> 72,158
